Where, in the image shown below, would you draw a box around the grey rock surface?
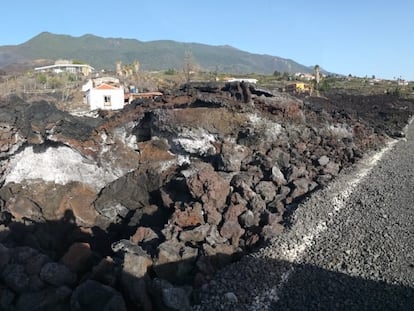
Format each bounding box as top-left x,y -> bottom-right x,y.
194,120 -> 414,310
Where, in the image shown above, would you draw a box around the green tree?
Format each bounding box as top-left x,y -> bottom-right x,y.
36,73 -> 47,85
164,68 -> 176,75
282,72 -> 290,81
48,76 -> 63,89
319,79 -> 331,92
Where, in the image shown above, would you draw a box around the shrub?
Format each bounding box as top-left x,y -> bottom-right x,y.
164,68 -> 176,75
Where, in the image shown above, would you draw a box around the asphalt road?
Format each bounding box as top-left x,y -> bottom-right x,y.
195,121 -> 414,310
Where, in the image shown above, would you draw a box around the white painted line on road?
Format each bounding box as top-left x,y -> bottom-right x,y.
249,139 -> 398,310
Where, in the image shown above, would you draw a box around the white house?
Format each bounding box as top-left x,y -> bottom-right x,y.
35,60 -> 94,76
82,77 -> 125,110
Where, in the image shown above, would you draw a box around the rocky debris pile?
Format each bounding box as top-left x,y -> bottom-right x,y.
0,83 -> 413,309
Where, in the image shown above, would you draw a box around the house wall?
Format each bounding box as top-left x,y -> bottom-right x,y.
89,88 -> 124,110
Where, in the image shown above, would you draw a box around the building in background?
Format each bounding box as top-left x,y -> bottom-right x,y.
35,60 -> 94,76
285,82 -> 312,95
82,77 -> 124,110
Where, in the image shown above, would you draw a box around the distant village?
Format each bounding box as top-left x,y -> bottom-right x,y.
34,59 -> 163,111
31,59 -> 412,112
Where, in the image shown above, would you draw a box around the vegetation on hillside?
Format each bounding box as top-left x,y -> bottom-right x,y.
0,32 -> 314,74
1,60 -> 413,114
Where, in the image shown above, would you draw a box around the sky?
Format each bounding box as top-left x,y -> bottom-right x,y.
1,0 -> 413,80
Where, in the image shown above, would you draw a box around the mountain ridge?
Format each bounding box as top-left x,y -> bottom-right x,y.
0,32 -> 316,74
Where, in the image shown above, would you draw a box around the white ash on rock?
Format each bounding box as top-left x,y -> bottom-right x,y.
0,86 -> 413,309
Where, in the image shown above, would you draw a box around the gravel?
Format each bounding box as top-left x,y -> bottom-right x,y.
194,120 -> 414,310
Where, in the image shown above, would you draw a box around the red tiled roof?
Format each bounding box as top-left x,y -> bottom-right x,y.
95,83 -> 118,90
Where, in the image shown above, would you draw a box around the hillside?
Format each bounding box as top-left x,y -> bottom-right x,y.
0,32 -> 314,74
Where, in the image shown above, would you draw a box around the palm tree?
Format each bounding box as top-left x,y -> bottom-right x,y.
314,64 -> 320,86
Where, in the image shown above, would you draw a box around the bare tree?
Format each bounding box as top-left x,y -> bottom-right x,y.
133,60 -> 140,74
183,51 -> 196,84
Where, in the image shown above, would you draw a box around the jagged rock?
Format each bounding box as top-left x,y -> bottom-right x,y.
39,262 -> 76,286
222,201 -> 248,238
14,246 -> 39,264
0,182 -> 58,221
172,127 -> 217,157
267,148 -> 291,169
4,196 -> 43,222
223,81 -> 252,103
150,278 -> 191,311
129,204 -> 163,227
25,253 -> 51,275
2,264 -> 29,293
0,244 -> 11,270
322,161 -> 341,176
271,165 -> 288,185
277,185 -> 291,201
159,187 -> 175,209
255,181 -> 278,203
262,222 -> 284,240
0,182 -> 98,228
203,243 -> 235,258
220,219 -> 245,247
286,165 -> 308,183
95,201 -> 129,224
203,202 -> 223,226
60,242 -> 93,274
249,195 -> 266,213
318,155 -> 330,166
56,183 -> 98,227
155,240 -> 198,283
71,280 -> 127,311
184,162 -> 229,210
121,250 -> 153,311
15,286 -> 72,311
179,224 -> 210,243
131,226 -> 160,245
243,230 -> 261,248
94,167 -> 165,219
217,141 -> 251,172
290,177 -> 312,200
316,174 -> 333,186
246,165 -> 265,185
231,173 -> 256,201
89,256 -> 118,287
27,274 -> 46,292
155,239 -> 182,265
263,210 -> 284,226
171,202 -> 204,228
205,226 -> 228,246
267,198 -> 286,215
255,153 -> 275,172
239,210 -> 257,228
0,123 -> 26,158
161,223 -> 181,241
0,83 -> 411,310
224,203 -> 247,222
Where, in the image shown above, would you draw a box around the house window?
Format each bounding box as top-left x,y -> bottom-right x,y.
104,95 -> 111,107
